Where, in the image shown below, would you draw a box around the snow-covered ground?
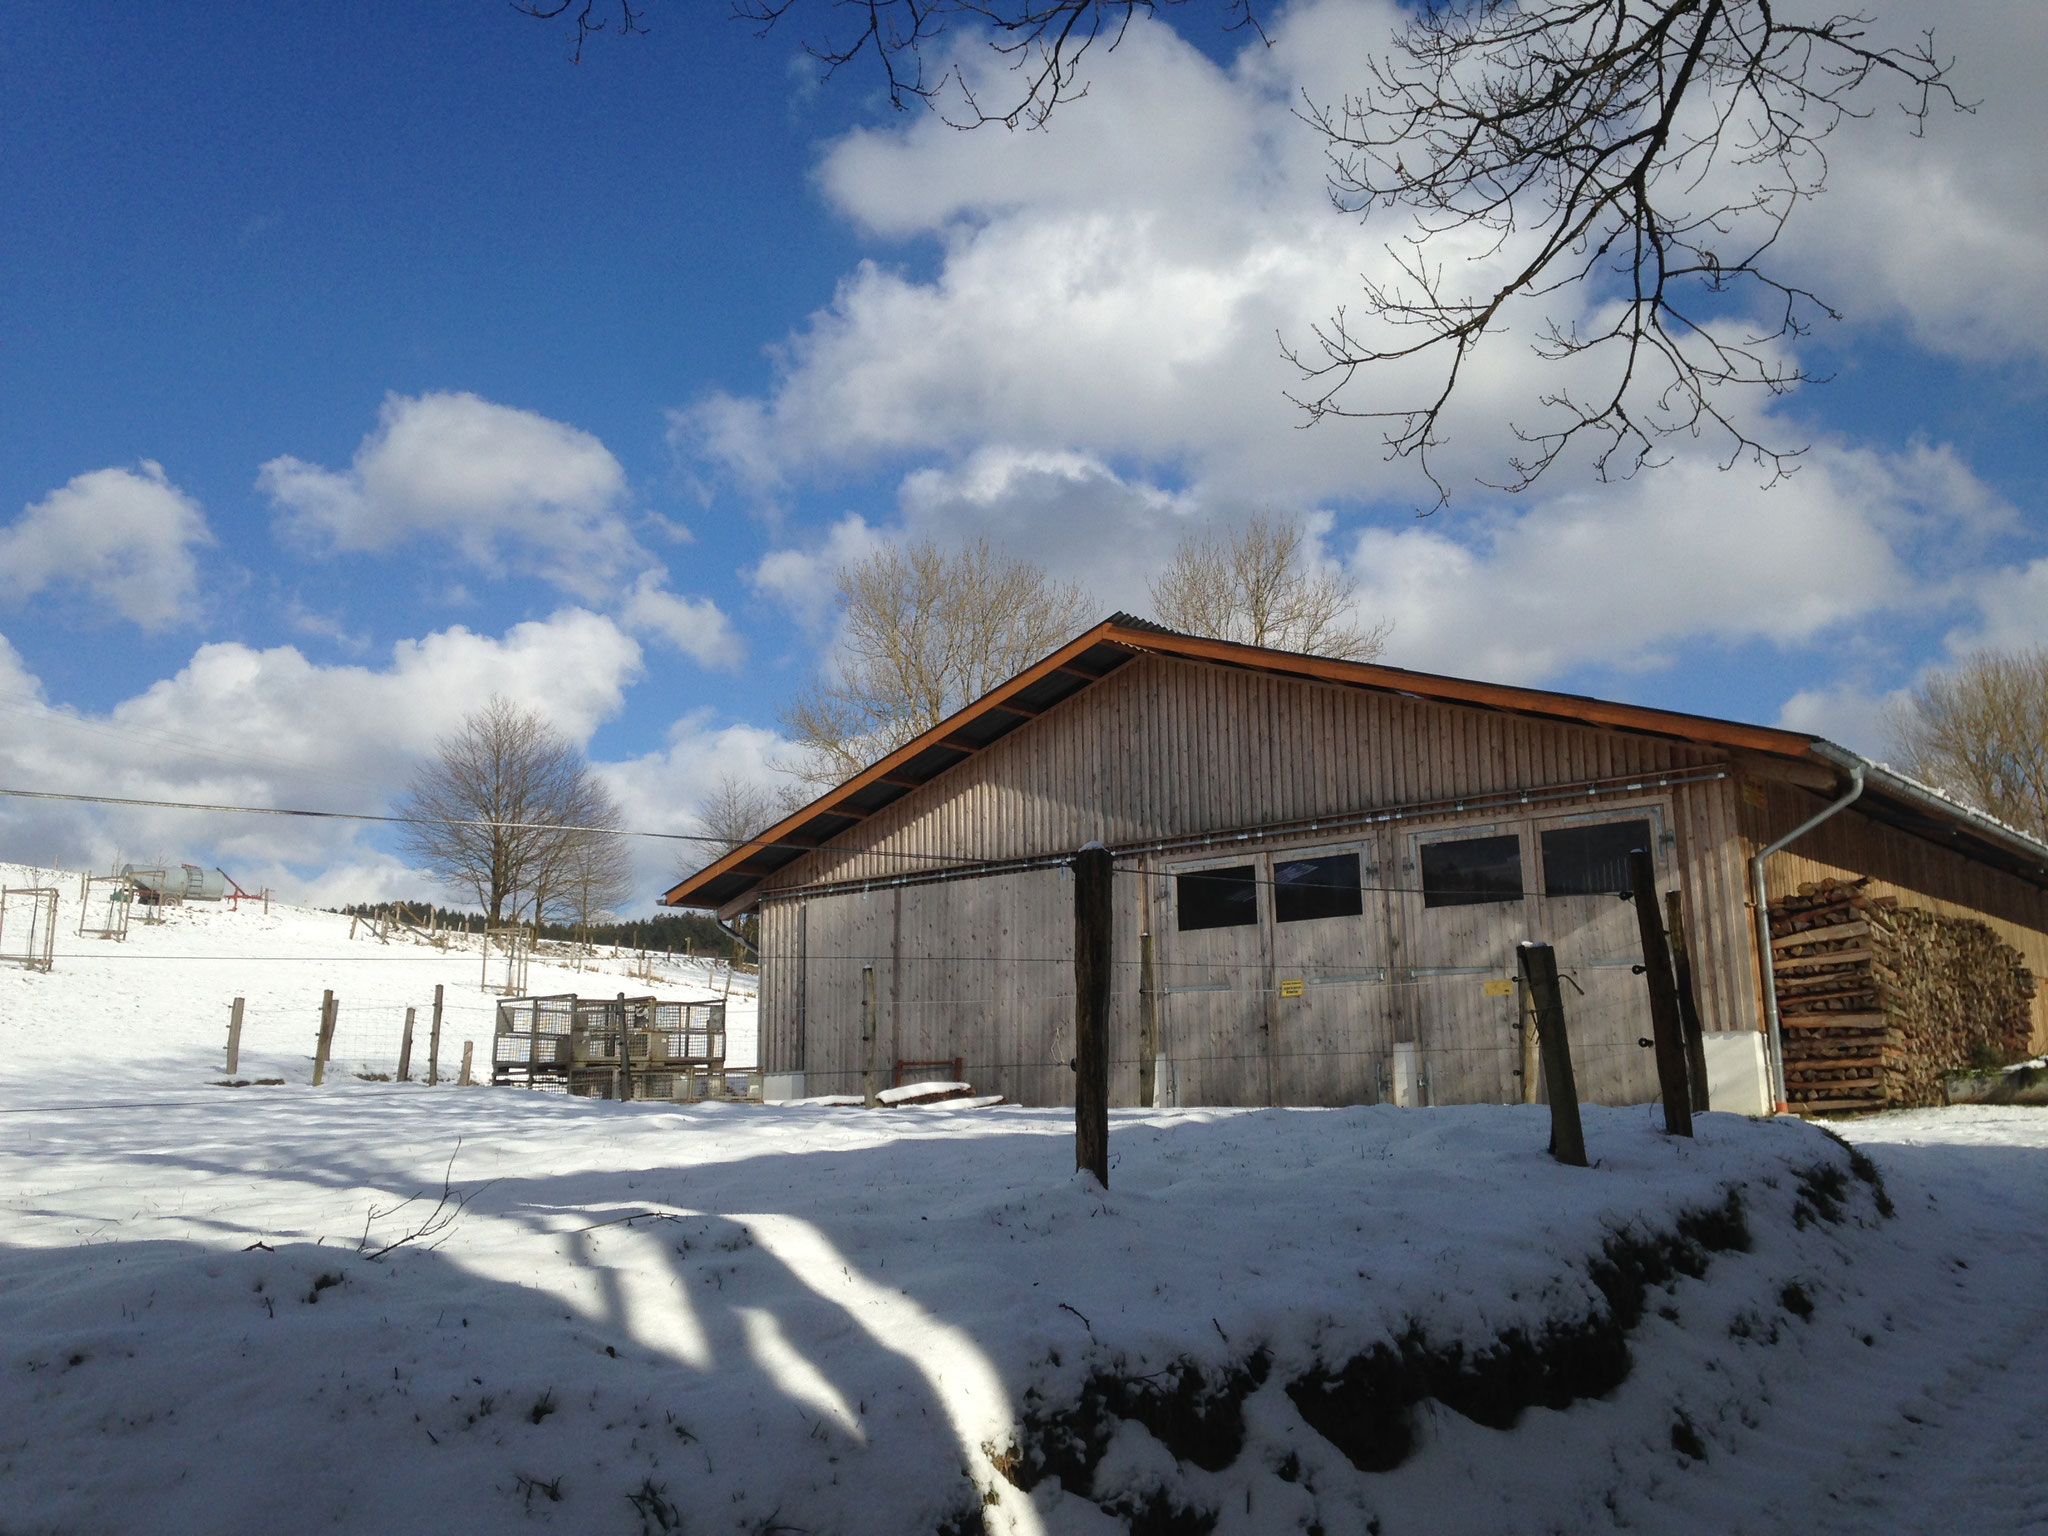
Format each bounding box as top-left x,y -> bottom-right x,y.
0,861 -> 758,1089
2,863 -> 2046,1534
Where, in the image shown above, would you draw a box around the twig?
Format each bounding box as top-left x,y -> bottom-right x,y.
357,1139 -> 495,1262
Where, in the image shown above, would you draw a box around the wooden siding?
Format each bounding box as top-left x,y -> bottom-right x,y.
1741,779 -> 2048,1052
754,655 -> 1779,1107
757,654 -> 1720,888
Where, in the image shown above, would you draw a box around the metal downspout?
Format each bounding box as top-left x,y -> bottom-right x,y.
1751,764 -> 1866,1111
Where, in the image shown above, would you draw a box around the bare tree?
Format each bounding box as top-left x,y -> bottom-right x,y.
397,697 -> 620,924
541,780 -> 638,930
528,2 -> 1963,501
1149,514 -> 1388,660
688,773 -> 807,866
781,538 -> 1091,786
1887,648 -> 2048,843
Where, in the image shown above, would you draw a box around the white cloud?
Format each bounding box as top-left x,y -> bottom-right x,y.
260,391 -> 643,598
0,462 -> 212,630
682,0 -> 1903,512
1774,2 -> 2048,363
1943,555 -> 2048,656
747,514 -> 889,631
620,569 -> 745,669
598,712 -> 796,898
1347,443 -> 1983,682
674,0 -> 2046,524
0,610 -> 644,900
1776,683 -> 1907,761
260,391 -> 745,669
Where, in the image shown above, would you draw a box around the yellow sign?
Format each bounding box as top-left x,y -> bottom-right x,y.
1742,781 -> 1769,810
1482,978 -> 1515,997
1279,977 -> 1306,998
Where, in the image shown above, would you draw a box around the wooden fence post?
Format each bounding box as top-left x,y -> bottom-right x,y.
1664,890 -> 1711,1114
1073,843 -> 1112,1187
226,997 -> 244,1076
616,992 -> 634,1103
860,966 -> 878,1107
398,1006 -> 416,1082
1517,977 -> 1540,1105
1137,930 -> 1158,1109
1517,942 -> 1586,1167
428,984 -> 444,1086
1627,849 -> 1694,1137
458,1040 -> 474,1086
312,990 -> 336,1086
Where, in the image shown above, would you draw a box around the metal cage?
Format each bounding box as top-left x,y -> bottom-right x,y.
492,993 -> 728,1100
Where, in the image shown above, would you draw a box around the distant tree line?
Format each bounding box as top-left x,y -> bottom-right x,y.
330,900 -> 752,961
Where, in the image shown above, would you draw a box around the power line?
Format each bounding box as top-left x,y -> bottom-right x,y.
0,784 -> 958,867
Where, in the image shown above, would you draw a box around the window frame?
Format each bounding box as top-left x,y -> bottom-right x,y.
1414,828 -> 1526,910
1172,860 -> 1262,933
1531,805 -> 1671,900
1272,849 -> 1366,925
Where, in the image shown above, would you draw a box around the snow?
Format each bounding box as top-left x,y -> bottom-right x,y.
877,1080 -> 975,1105
3,862 -> 2047,1533
0,861 -> 760,1090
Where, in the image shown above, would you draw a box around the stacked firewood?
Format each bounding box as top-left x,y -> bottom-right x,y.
1770,877 -> 2036,1114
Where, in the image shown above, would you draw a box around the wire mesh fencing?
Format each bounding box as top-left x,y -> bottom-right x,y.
218,993 -> 503,1087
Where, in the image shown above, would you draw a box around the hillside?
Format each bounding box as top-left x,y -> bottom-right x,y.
0,862 -> 758,1090
2,862 -> 2046,1535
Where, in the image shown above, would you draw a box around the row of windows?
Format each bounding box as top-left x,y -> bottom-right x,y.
1176,818 -> 1653,931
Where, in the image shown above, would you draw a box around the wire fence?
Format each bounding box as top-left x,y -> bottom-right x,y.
220,994 -> 501,1086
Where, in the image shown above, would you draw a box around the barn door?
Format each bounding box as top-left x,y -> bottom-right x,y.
1395,821 -> 1531,1105
1156,856 -> 1271,1106
1528,808 -> 1668,1105
1265,838 -> 1398,1106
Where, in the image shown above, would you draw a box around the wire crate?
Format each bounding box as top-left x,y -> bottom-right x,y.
492,993 -> 727,1100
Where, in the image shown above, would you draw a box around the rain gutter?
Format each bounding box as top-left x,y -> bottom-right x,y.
1752,761 -> 1865,1113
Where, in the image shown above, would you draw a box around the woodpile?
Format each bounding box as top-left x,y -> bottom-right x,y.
1771,878 -> 2036,1115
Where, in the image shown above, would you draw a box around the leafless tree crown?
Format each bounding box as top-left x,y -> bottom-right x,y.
690,772 -> 808,866
781,537 -> 1091,786
397,696 -> 631,923
1887,649 -> 2048,844
1149,514 -> 1388,660
1288,1 -> 1966,504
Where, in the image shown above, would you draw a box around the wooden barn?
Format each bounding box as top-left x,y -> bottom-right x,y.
663,617 -> 2048,1115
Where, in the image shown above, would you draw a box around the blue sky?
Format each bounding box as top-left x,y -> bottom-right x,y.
3,1 -> 2044,908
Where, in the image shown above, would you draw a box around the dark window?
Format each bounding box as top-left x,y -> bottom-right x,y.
1420,835 -> 1523,908
1541,818 -> 1654,898
1176,866 -> 1258,931
1274,853 -> 1363,924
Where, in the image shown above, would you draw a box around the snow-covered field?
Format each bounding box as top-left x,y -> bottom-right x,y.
0,862 -> 758,1091
3,865 -> 2046,1535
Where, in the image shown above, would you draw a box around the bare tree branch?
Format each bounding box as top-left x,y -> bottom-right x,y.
1284,2 -> 1969,504
514,0 -> 649,64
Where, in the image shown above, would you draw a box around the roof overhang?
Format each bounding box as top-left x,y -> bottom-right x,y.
662,616 -> 2048,911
